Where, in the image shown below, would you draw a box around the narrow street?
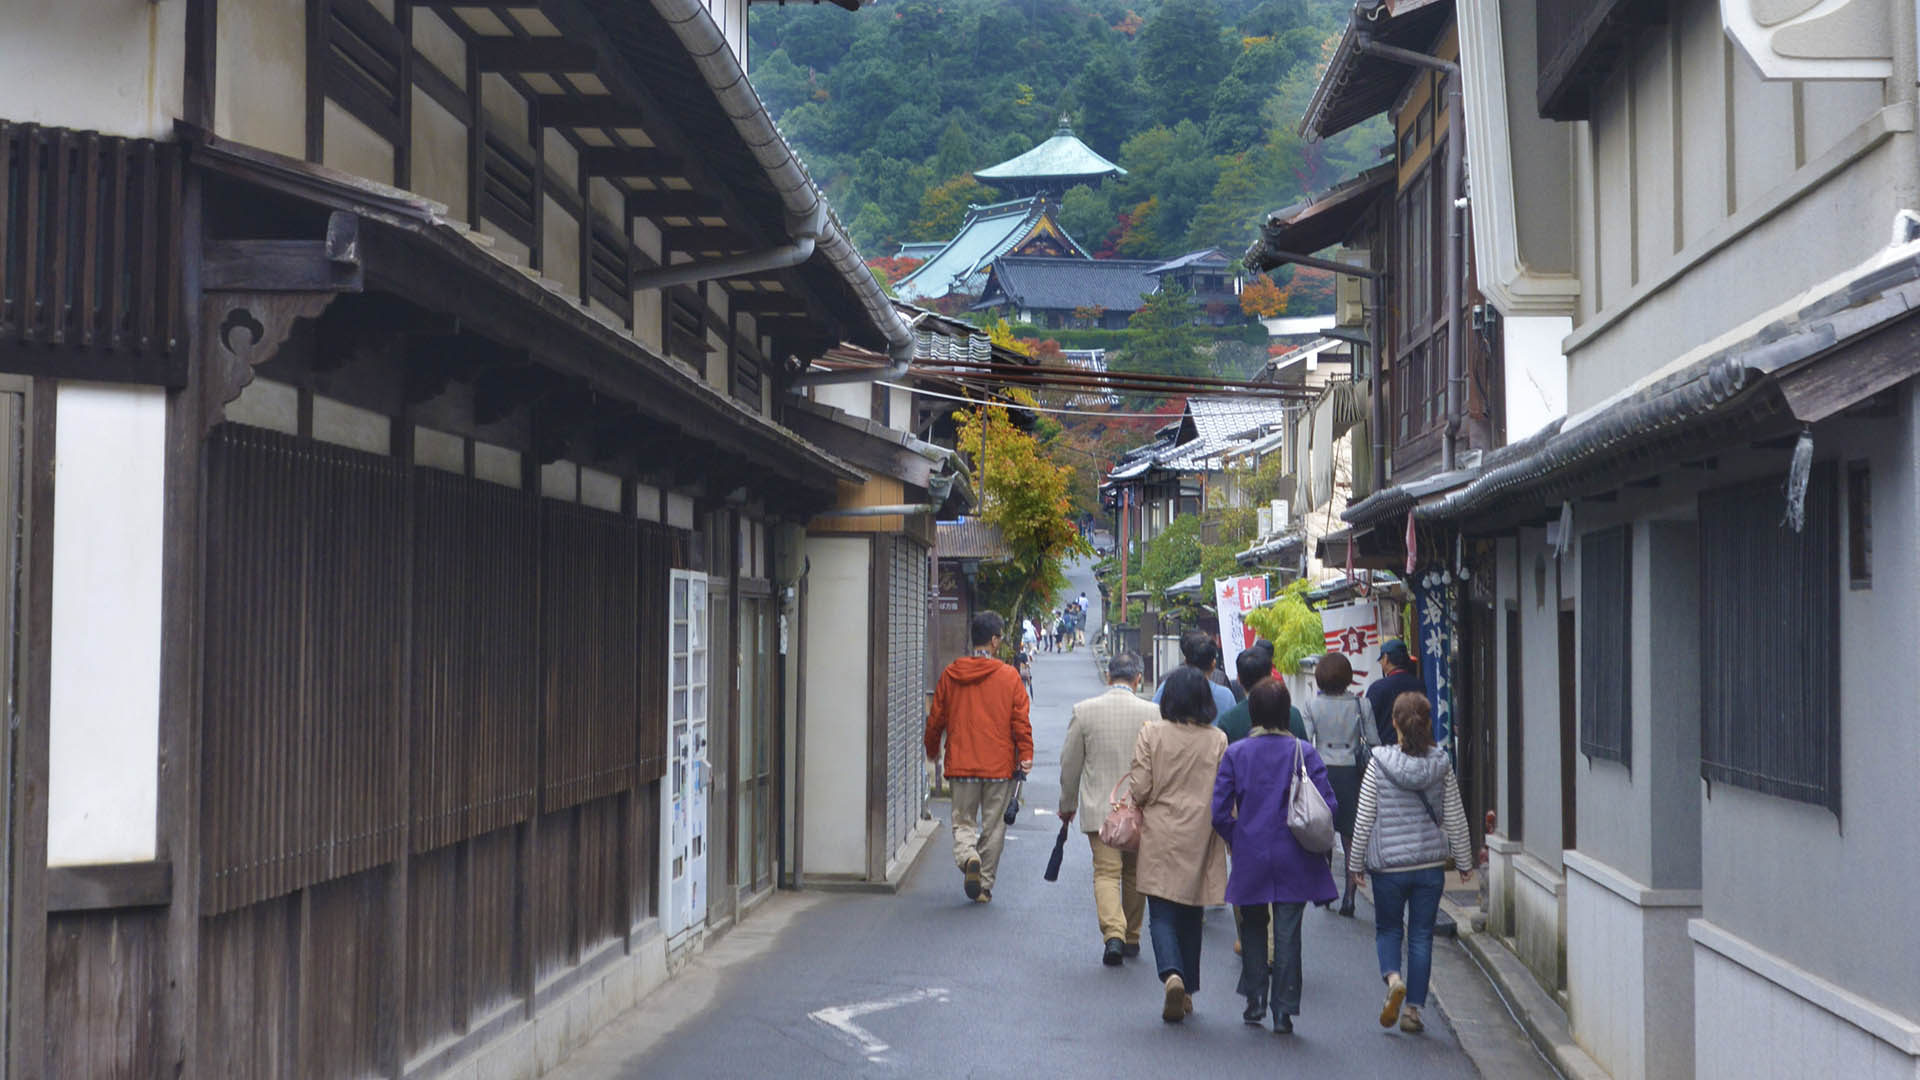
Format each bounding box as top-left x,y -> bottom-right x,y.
552,559 -> 1538,1079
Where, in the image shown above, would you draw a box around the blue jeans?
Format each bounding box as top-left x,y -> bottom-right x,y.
1370,867 -> 1445,1006
1147,896 -> 1205,993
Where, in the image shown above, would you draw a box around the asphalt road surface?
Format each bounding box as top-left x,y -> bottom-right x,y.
559,558 -> 1493,1079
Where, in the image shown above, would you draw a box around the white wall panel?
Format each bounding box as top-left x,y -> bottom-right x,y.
0,0 -> 185,138
48,383 -> 167,865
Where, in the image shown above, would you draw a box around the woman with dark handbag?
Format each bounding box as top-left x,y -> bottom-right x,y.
1298,652 -> 1379,916
1212,680 -> 1340,1034
1345,692 -> 1473,1036
1123,667 -> 1228,1024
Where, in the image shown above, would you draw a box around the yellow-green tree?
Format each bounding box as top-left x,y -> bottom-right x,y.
1244,578 -> 1324,675
911,176 -> 994,239
956,396 -> 1092,624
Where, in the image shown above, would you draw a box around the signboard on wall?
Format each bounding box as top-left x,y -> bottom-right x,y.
1215,574 -> 1268,677
1321,599 -> 1379,687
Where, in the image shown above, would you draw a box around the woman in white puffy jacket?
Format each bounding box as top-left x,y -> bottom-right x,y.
1345,692 -> 1472,1036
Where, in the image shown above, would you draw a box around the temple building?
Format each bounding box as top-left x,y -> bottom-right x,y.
892,118 -> 1121,305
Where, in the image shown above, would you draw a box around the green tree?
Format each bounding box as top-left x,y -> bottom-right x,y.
1069,50 -> 1142,159
750,49 -> 812,119
956,398 -> 1092,626
1138,514 -> 1205,595
933,119 -> 978,181
1244,579 -> 1324,675
912,176 -> 993,239
1059,184 -> 1117,251
1118,287 -> 1206,378
1139,0 -> 1231,128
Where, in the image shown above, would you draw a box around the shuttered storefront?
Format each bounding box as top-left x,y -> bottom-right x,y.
885,539 -> 930,864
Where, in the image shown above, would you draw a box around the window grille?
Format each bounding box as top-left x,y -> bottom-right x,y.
1578,524 -> 1631,765
1699,464 -> 1840,815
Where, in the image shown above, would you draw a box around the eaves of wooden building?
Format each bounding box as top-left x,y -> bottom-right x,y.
0,0 -> 905,1076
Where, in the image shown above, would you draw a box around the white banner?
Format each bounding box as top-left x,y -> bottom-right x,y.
1321,599 -> 1380,687
1216,574 -> 1269,677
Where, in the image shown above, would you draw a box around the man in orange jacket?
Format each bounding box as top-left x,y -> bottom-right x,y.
925,611 -> 1034,903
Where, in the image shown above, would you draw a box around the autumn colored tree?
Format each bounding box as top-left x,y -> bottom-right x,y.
1240,274 -> 1288,318
911,176 -> 994,239
956,397 -> 1092,625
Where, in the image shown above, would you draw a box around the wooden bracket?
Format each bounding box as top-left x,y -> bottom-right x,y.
47,860 -> 173,913
199,290 -> 338,433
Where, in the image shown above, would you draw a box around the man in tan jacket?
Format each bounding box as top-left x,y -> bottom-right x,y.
1059,650 -> 1158,965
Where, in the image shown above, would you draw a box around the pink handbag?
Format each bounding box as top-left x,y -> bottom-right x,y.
1099,775 -> 1142,852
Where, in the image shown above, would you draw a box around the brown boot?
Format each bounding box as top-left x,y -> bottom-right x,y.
1400,1004 -> 1425,1034
1379,972 -> 1406,1027
1162,975 -> 1186,1023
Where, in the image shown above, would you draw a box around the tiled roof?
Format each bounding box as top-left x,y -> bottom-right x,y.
1144,249 -> 1231,275
893,198 -> 1057,302
974,122 -> 1125,183
937,518 -> 1014,561
976,256 -> 1162,312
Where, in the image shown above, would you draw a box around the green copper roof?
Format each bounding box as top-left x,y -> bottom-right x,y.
974,119 -> 1125,183
893,197 -> 1091,302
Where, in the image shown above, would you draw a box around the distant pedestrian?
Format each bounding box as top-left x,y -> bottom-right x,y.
1300,652 -> 1378,917
1152,629 -> 1236,717
1058,651 -> 1158,966
1215,646 -> 1305,744
1212,680 -> 1339,1033
1363,639 -> 1423,749
1022,617 -> 1039,656
1057,609 -> 1074,654
1126,667 -> 1229,1023
1076,592 -> 1090,646
1346,692 -> 1472,1035
925,612 -> 1035,904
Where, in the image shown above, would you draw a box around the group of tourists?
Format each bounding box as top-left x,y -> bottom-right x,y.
1038,594 -> 1089,653
926,613 -> 1472,1038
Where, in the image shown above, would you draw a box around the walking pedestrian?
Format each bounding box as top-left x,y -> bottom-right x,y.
924,612 -> 1035,904
1215,646 -> 1306,744
1299,652 -> 1378,917
1125,666 -> 1229,1023
1363,639 -> 1423,749
1346,692 -> 1472,1034
1152,629 -> 1236,717
1212,680 -> 1338,1034
1058,651 -> 1159,966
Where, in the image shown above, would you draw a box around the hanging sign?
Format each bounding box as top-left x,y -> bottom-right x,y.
1215,574 -> 1268,676
1321,599 -> 1379,687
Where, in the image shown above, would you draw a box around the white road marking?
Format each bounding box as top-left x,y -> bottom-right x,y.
809,987 -> 950,1063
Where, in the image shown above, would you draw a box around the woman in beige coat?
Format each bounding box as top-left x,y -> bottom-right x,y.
1125,666 -> 1229,1023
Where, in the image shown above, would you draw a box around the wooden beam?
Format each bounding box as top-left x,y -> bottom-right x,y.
46,861 -> 173,912
580,147 -> 684,178
473,38 -> 600,73
663,224 -> 750,251
727,290 -> 811,315
627,188 -> 720,218
538,97 -> 649,129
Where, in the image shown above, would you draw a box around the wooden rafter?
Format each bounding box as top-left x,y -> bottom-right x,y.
580,147 -> 684,178
536,96 -> 649,128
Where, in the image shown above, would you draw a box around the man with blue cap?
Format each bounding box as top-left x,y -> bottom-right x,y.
1364,639 -> 1424,749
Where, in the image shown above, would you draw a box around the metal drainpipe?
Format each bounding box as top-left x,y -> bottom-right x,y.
810,503 -> 942,518
1358,39 -> 1465,472
1369,270 -> 1388,493
630,202 -> 827,292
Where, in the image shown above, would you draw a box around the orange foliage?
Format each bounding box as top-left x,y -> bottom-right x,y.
1113,10 -> 1145,36
1240,275 -> 1288,318
867,255 -> 924,283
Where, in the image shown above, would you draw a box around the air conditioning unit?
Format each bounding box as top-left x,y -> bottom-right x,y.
1334,248 -> 1369,328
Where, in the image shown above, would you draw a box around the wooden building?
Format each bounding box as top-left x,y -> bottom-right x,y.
0,0 -> 911,1076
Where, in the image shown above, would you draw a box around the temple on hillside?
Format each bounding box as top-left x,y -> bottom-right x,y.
893,118 -> 1122,304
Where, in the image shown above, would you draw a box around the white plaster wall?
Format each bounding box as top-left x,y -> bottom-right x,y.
579,467 -> 620,512
0,0 -> 184,138
311,394 -> 391,455
480,74 -> 529,146
800,535 -> 870,877
413,426 -> 464,474
1513,852 -> 1567,993
1565,854 -> 1699,1080
47,384 -> 166,865
889,387 -> 913,433
215,0 -> 304,158
543,197 -> 582,296
224,376 -> 297,434
814,383 -> 870,420
1504,318 -> 1568,443
1694,929 -> 1920,1080
411,90 -> 469,222
473,441 -> 521,488
323,100 -> 395,186
411,8 -> 466,88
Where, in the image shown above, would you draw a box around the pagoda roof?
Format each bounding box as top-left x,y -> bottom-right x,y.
892,198 -> 1090,302
974,119 -> 1125,184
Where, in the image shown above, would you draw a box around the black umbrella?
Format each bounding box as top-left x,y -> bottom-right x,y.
1043,821 -> 1070,882
1003,771 -> 1025,826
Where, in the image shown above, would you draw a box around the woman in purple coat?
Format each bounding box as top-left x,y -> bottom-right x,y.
1212,679 -> 1339,1034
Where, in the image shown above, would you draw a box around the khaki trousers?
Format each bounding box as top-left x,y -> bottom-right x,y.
1087,833 -> 1143,944
950,780 -> 1013,890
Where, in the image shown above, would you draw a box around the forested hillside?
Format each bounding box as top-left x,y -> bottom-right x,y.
746,0 -> 1385,266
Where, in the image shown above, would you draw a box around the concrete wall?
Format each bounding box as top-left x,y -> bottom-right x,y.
47,384 -> 167,866
800,535 -> 871,878
1696,399 -> 1920,1023
1693,920 -> 1920,1079
0,0 -> 184,138
1563,0 -> 1901,411
1565,852 -> 1699,1080
1502,315 -> 1569,443
1513,527 -> 1567,868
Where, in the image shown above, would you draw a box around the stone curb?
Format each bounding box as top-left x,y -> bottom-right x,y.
1441,897 -> 1610,1080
